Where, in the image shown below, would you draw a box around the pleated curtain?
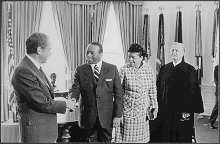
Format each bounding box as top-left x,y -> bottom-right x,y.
51,1 -> 111,75
1,1 -> 43,122
112,1 -> 144,63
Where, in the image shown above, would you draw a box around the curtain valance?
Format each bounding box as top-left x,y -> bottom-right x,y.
67,1 -> 144,5
127,1 -> 144,5
67,1 -> 101,5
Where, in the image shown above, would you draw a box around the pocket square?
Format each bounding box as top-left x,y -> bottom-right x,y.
106,79 -> 112,81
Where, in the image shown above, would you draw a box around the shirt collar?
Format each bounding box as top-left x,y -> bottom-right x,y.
26,54 -> 41,69
91,60 -> 102,71
172,59 -> 182,67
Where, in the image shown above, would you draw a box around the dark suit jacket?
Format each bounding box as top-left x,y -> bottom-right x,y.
11,56 -> 66,142
70,61 -> 123,129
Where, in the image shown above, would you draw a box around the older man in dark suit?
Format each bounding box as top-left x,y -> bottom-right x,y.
69,42 -> 123,142
11,32 -> 76,142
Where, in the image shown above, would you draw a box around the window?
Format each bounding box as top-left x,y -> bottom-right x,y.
39,2 -> 67,90
102,3 -> 125,69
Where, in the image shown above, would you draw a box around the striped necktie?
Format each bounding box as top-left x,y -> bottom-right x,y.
94,64 -> 100,82
39,67 -> 52,89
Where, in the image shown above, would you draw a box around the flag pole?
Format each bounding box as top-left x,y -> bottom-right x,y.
6,1 -> 17,122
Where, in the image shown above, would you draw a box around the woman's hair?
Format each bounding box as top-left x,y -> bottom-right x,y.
128,43 -> 145,57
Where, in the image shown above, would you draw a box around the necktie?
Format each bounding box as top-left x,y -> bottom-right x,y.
39,67 -> 52,89
94,64 -> 100,82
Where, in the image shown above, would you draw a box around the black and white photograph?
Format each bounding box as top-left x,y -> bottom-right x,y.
1,1 -> 219,143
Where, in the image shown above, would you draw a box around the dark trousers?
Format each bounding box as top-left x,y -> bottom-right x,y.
209,95 -> 218,125
85,116 -> 112,142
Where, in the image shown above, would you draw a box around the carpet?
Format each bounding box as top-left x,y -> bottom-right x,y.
195,115 -> 219,143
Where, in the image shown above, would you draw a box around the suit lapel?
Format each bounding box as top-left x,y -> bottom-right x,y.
83,64 -> 96,85
24,56 -> 54,92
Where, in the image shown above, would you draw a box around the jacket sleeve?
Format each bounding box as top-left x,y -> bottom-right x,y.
113,65 -> 123,118
190,66 -> 204,113
69,66 -> 81,101
148,67 -> 158,110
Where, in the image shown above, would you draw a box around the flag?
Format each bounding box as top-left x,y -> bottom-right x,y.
156,13 -> 165,77
211,7 -> 219,84
6,2 -> 15,104
90,8 -> 95,42
195,9 -> 203,86
142,14 -> 151,62
174,10 -> 184,61
174,10 -> 182,43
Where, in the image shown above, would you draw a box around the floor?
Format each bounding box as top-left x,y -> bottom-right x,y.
67,115 -> 219,143
195,115 -> 219,143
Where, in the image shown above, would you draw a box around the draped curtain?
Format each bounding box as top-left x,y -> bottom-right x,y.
1,1 -> 43,122
13,1 -> 43,65
1,2 -> 9,122
112,1 -> 144,63
51,1 -> 111,76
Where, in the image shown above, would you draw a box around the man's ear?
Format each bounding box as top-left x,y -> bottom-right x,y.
100,52 -> 103,57
36,46 -> 42,55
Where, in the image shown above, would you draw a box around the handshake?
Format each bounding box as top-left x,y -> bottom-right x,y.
65,98 -> 77,111
55,97 -> 77,111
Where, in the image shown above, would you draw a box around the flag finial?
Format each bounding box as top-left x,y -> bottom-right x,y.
159,6 -> 164,14
143,8 -> 149,15
90,7 -> 95,19
195,3 -> 201,10
176,5 -> 182,11
214,1 -> 219,8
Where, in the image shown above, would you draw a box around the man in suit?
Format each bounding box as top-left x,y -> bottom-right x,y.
155,42 -> 204,142
209,64 -> 219,129
69,42 -> 123,142
11,32 -> 76,142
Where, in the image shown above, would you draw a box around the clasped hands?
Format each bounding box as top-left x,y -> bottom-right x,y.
54,97 -> 77,111
113,117 -> 121,128
65,98 -> 77,111
180,113 -> 190,121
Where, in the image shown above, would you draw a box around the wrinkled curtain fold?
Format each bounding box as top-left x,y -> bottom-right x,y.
1,1 -> 43,122
1,2 -> 9,122
113,1 -> 143,63
51,1 -> 110,75
13,1 -> 43,65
